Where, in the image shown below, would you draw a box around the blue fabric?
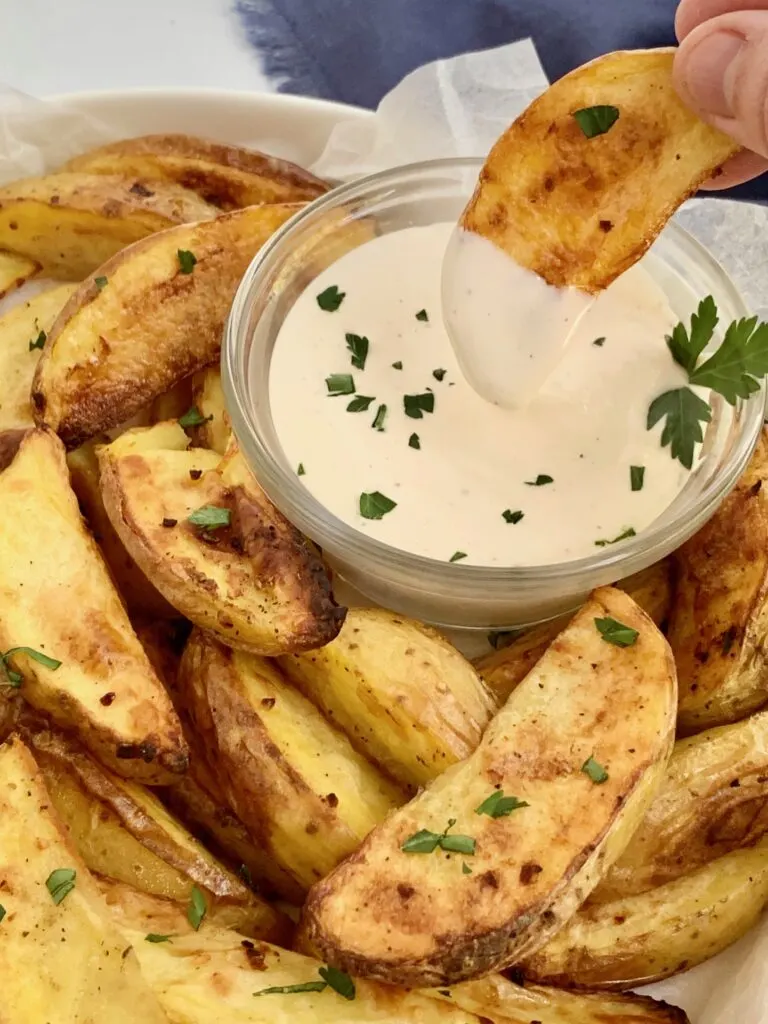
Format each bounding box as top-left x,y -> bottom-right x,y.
235,0 -> 767,202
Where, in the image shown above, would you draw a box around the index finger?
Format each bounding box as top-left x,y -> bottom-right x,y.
676,0 -> 768,40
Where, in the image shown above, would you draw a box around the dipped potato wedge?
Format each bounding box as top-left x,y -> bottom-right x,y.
32,202 -> 301,447
0,172 -> 216,279
98,422 -> 345,654
594,710 -> 768,901
63,133 -> 329,210
0,282 -> 78,431
477,559 -> 673,702
302,587 -> 677,987
0,428 -> 187,782
177,628 -> 403,893
0,735 -> 169,1024
189,364 -> 230,454
0,248 -> 39,299
523,837 -> 768,990
672,427 -> 768,732
279,607 -> 495,789
461,49 -> 739,291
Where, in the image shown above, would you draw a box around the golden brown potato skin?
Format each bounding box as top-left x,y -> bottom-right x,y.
32,202 -> 301,448
0,172 -> 216,279
461,50 -> 738,291
302,588 -> 678,987
0,428 -> 187,783
594,711 -> 768,901
63,133 -> 329,210
672,428 -> 768,733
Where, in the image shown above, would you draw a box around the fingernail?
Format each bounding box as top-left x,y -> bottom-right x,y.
683,30 -> 745,117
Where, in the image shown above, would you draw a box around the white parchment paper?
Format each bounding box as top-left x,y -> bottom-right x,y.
0,38 -> 766,1023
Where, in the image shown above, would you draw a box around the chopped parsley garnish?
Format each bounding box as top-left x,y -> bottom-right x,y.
502,509 -> 524,524
392,361 -> 403,370
475,791 -> 529,818
525,474 -> 553,486
573,105 -> 620,138
94,275 -> 108,290
432,368 -> 447,382
404,392 -> 435,418
178,405 -> 212,428
594,526 -> 636,547
359,491 -> 397,520
187,505 -> 231,531
316,285 -> 345,312
630,466 -> 645,492
594,616 -> 639,648
402,818 -> 476,856
297,463 -> 306,476
187,885 -> 207,930
416,309 -> 429,322
177,249 -> 197,274
255,981 -> 328,997
408,433 -> 421,450
345,333 -> 369,370
581,756 -> 609,784
145,934 -> 174,943
1,646 -> 61,688
28,330 -> 46,351
346,395 -> 375,412
449,551 -> 467,563
326,373 -> 355,397
593,336 -> 606,347
462,862 -> 472,875
372,404 -> 387,431
255,966 -> 355,1000
46,868 -> 76,905
0,904 -> 5,924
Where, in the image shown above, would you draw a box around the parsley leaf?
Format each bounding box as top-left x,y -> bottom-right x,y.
359,491 -> 396,520
187,505 -> 231,531
187,885 -> 206,930
475,791 -> 529,818
415,309 -> 429,322
177,249 -> 197,274
502,509 -> 524,524
255,981 -> 328,997
408,433 -> 421,450
346,395 -> 375,412
525,474 -> 553,486
402,819 -> 476,856
462,862 -> 472,875
594,616 -> 639,648
432,368 -> 447,382
372,404 -> 387,431
392,361 -> 403,370
316,285 -> 345,312
581,756 -> 609,784
573,105 -> 620,138
2,646 -> 61,688
666,296 -> 718,373
46,868 -> 76,905
690,315 -> 768,403
594,526 -> 636,547
593,336 -> 606,347
647,387 -> 712,470
145,934 -> 174,943
345,333 -> 369,370
94,275 -> 108,290
178,405 -> 213,428
326,373 -> 355,396
297,463 -> 306,476
28,330 -> 46,351
404,392 -> 435,418
0,904 -> 5,924
630,466 -> 645,492
319,966 -> 356,1001
449,551 -> 467,563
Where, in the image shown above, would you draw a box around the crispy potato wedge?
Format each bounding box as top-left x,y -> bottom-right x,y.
302,587 -> 677,987
523,837 -> 768,989
0,172 -> 216,279
0,735 -> 170,1023
63,133 -> 329,210
149,376 -> 195,424
461,49 -> 739,291
32,202 -> 301,447
67,439 -> 176,618
476,559 -> 673,702
594,710 -> 768,901
0,282 -> 77,431
672,428 -> 768,732
0,248 -> 39,298
177,628 -> 403,893
0,428 -> 187,782
279,608 -> 496,790
190,364 -> 230,453
98,422 -> 345,654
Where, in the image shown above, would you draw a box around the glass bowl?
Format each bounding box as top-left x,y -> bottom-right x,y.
222,158 -> 764,631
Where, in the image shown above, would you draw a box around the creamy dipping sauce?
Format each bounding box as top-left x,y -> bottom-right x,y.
268,222 -> 692,567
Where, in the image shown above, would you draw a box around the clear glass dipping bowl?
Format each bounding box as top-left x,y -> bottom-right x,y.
223,158 -> 764,631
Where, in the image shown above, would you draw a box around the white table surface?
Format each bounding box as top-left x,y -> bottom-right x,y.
0,0 -> 272,96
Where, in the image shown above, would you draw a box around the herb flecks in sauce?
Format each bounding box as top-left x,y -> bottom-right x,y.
316,285 -> 345,312
630,465 -> 645,491
346,333 -> 369,370
326,373 -> 355,397
346,395 -> 375,412
404,392 -> 435,419
359,491 -> 397,520
594,526 -> 636,547
502,509 -> 524,524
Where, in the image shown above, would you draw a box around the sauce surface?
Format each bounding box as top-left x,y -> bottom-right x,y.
268,222 -> 691,567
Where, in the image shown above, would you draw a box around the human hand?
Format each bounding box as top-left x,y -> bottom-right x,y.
674,0 -> 768,187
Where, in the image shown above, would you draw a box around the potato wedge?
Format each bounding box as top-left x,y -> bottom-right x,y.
177,628 -> 403,893
190,364 -> 230,453
523,837 -> 768,989
476,559 -> 673,702
63,133 -> 329,210
67,439 -> 176,617
149,375 -> 195,424
98,423 -> 345,654
302,587 -> 677,987
0,248 -> 39,299
594,710 -> 768,901
461,49 -> 739,291
0,735 -> 169,1023
0,428 -> 187,782
279,608 -> 496,790
32,202 -> 301,447
0,282 -> 77,431
0,172 -> 216,279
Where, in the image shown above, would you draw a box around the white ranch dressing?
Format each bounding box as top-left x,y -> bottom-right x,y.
268,222 -> 691,567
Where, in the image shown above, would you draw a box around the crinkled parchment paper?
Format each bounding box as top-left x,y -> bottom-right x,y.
1,38 -> 766,1022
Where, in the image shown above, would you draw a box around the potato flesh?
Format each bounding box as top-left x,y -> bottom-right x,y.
190,365 -> 230,454
461,49 -> 739,291
0,248 -> 39,298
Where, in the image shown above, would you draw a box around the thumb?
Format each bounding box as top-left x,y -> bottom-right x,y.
674,10 -> 768,158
